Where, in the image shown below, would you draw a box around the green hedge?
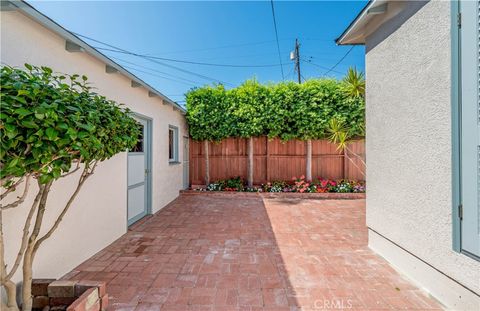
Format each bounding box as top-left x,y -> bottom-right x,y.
186,79 -> 364,141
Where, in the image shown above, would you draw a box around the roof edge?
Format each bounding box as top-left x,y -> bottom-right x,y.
5,0 -> 186,113
335,0 -> 374,45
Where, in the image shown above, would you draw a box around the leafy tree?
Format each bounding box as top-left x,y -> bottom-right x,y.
0,65 -> 139,311
185,84 -> 231,141
185,77 -> 365,141
229,79 -> 269,138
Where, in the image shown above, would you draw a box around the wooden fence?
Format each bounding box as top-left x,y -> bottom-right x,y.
189,137 -> 365,186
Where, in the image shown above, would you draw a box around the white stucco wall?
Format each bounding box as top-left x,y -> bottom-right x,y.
0,9 -> 187,282
365,0 -> 480,307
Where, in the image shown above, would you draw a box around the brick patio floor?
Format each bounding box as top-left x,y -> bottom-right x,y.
63,194 -> 442,310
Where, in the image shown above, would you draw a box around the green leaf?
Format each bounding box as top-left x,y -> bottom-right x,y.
45,127 -> 58,140
15,107 -> 32,117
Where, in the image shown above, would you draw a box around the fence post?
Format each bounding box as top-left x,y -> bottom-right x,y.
247,137 -> 253,187
204,140 -> 210,185
306,139 -> 312,181
266,137 -> 270,182
343,145 -> 347,179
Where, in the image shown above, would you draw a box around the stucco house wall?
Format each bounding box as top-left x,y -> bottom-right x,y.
364,0 -> 480,309
0,8 -> 187,282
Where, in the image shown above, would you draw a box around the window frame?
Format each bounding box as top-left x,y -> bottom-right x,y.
168,125 -> 180,164
451,0 -> 480,261
451,0 -> 461,253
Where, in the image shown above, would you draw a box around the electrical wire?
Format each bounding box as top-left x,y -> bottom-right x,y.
110,55 -> 202,85
269,0 -> 285,81
77,33 -> 287,68
122,65 -> 198,87
96,47 -> 287,68
73,32 -> 233,86
143,39 -> 290,55
300,73 -> 307,83
323,46 -> 355,75
300,58 -> 344,75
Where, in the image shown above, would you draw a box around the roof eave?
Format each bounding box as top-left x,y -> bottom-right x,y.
5,0 -> 186,113
336,0 -> 375,45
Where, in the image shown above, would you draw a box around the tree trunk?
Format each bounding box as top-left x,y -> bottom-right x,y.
306,139 -> 312,181
21,252 -> 33,311
1,280 -> 18,311
1,209 -> 19,311
22,181 -> 51,311
204,140 -> 210,185
247,137 -> 254,187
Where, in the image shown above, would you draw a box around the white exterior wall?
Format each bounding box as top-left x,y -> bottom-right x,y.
365,1 -> 480,309
0,10 -> 187,281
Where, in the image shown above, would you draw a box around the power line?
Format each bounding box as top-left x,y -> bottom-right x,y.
77,33 -> 286,68
300,73 -> 307,82
96,47 -> 287,68
284,67 -> 295,80
269,0 -> 285,81
323,46 -> 355,75
73,32 -> 233,86
110,56 -> 203,86
122,65 -> 198,87
143,39 -> 292,56
300,58 -> 344,75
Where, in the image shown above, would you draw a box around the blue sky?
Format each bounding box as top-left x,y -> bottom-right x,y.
29,1 -> 366,105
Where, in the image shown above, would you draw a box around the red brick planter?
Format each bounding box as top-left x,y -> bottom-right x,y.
31,279 -> 108,311
180,190 -> 365,200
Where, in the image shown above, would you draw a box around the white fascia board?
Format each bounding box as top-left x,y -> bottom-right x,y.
6,0 -> 186,113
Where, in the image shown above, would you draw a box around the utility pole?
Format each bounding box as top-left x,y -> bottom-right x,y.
291,38 -> 302,84
291,39 -> 311,181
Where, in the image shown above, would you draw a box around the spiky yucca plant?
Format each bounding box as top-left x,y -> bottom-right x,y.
327,118 -> 365,178
342,67 -> 365,98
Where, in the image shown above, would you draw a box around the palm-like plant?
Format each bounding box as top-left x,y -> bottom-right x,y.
327,117 -> 365,178
342,67 -> 365,98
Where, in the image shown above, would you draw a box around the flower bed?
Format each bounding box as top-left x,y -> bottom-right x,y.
195,176 -> 365,194
181,190 -> 365,200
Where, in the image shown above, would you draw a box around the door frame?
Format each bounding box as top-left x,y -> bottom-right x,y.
183,136 -> 190,189
127,113 -> 153,227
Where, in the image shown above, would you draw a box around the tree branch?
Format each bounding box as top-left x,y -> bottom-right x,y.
28,180 -> 52,245
6,184 -> 45,280
0,205 -> 19,310
0,176 -> 25,201
1,175 -> 31,210
58,163 -> 80,179
33,162 -> 96,253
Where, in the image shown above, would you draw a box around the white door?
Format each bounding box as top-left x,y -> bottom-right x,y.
127,117 -> 151,226
183,136 -> 189,189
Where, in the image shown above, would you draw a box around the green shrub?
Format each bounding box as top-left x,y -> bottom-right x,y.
186,78 -> 365,142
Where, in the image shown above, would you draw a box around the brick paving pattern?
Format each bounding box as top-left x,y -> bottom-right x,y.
63,194 -> 442,310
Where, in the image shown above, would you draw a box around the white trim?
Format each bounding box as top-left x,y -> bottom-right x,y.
337,0 -> 377,44
168,125 -> 179,163
368,229 -> 480,310
5,0 -> 186,113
